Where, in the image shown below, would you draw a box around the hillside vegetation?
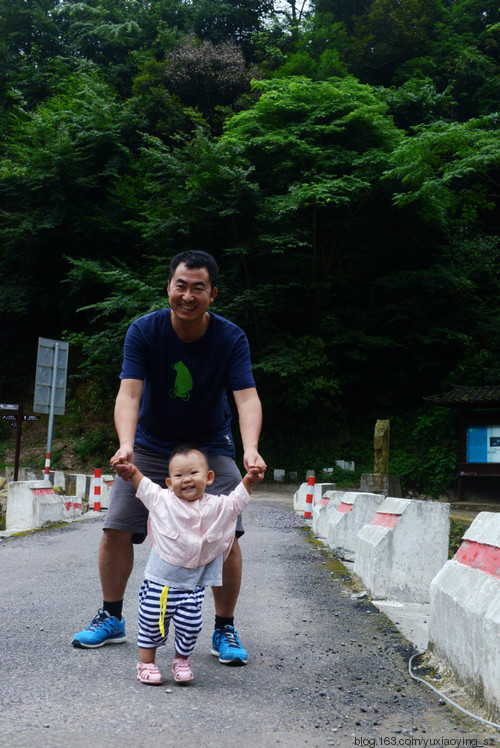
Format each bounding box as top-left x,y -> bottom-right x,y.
1,0 -> 499,496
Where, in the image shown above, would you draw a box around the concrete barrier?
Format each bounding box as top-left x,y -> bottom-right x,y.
335,460 -> 355,472
293,482 -> 335,513
429,512 -> 500,713
326,491 -> 385,554
62,495 -> 83,519
48,470 -> 66,491
312,490 -> 342,538
19,467 -> 39,481
67,473 -> 90,500
354,497 -> 450,603
314,483 -> 335,505
6,480 -> 63,530
293,483 -> 308,512
88,474 -> 114,509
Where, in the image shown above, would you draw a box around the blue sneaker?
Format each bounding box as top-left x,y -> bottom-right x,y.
72,609 -> 126,648
211,625 -> 248,666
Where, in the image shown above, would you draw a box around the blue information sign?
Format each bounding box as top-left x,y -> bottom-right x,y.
467,426 -> 488,463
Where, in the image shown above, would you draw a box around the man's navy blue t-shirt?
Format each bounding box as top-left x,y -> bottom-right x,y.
120,309 -> 256,458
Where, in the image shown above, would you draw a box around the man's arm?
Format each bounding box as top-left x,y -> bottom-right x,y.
111,378 -> 144,464
232,387 -> 267,473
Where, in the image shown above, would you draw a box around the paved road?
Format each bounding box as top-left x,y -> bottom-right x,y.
0,488 -> 496,747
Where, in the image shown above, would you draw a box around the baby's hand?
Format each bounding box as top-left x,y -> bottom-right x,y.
246,465 -> 266,485
111,458 -> 137,482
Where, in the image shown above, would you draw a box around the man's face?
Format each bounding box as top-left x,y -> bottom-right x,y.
167,263 -> 217,325
166,450 -> 214,502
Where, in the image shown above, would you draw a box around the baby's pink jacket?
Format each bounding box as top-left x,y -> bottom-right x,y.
136,477 -> 251,568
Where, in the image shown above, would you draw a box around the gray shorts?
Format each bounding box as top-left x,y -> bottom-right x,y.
103,447 -> 244,544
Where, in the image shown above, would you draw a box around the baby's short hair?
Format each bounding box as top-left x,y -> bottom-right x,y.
167,445 -> 210,474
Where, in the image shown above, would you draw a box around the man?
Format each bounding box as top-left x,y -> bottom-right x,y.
72,250 -> 266,665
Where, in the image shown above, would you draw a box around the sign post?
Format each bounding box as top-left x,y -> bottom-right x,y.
33,338 -> 69,476
1,404 -> 40,480
1,404 -> 21,480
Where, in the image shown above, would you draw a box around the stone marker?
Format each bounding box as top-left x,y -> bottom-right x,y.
360,419 -> 401,496
374,419 -> 390,475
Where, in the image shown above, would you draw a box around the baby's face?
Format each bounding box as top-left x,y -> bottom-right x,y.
166,451 -> 214,502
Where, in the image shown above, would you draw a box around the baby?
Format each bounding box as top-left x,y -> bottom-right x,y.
112,445 -> 265,685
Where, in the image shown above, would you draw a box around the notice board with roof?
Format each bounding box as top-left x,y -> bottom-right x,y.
425,386 -> 500,501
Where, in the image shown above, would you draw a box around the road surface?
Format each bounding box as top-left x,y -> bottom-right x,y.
0,487 -> 496,747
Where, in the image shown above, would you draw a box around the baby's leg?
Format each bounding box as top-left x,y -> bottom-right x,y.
136,580 -> 169,685
172,586 -> 204,657
139,647 -> 156,664
171,587 -> 204,683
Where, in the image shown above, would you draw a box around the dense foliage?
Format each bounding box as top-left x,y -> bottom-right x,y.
1,0 -> 499,492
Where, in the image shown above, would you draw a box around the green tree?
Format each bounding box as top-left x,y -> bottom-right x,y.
94,77 -> 411,446
311,0 -> 372,32
221,75 -> 401,301
379,77 -> 455,130
0,0 -> 64,107
130,57 -> 204,142
130,127 -> 258,264
136,76 -> 484,427
443,234 -> 500,387
0,72 -> 142,390
381,115 -> 500,401
387,114 -> 500,227
445,46 -> 500,120
63,256 -> 167,397
186,0 -> 275,54
350,0 -> 445,85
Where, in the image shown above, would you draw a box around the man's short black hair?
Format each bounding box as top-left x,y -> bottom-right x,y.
168,250 -> 219,289
168,444 -> 210,475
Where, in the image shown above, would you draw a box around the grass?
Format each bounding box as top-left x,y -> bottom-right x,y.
448,516 -> 472,558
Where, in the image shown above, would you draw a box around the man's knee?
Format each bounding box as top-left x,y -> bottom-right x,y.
101,528 -> 133,550
222,538 -> 242,578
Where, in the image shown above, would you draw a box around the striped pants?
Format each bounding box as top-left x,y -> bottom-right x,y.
138,579 -> 204,657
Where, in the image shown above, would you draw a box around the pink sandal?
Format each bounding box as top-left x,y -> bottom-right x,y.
136,662 -> 163,685
172,657 -> 193,684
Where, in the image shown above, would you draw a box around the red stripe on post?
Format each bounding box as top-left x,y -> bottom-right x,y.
94,468 -> 102,512
369,512 -> 401,528
455,540 -> 500,579
304,475 -> 315,519
44,453 -> 51,476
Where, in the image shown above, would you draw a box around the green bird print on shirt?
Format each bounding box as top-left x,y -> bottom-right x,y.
169,361 -> 193,401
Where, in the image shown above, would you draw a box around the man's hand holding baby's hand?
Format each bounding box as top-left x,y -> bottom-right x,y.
110,456 -> 137,482
246,465 -> 266,486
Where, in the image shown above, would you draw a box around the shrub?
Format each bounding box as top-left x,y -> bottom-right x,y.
75,427 -> 116,466
390,407 -> 458,497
